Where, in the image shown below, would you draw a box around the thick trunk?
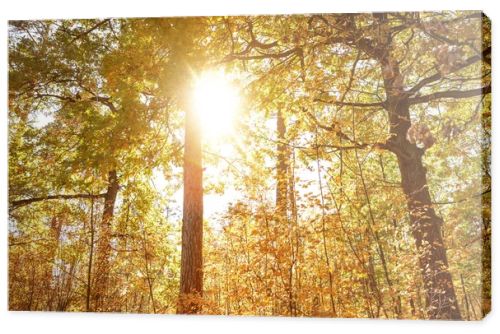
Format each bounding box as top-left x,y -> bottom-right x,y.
386,95 -> 461,319
371,17 -> 461,315
178,103 -> 203,314
92,170 -> 119,311
396,141 -> 461,319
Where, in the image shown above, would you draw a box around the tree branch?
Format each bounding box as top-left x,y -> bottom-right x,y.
407,47 -> 491,96
320,142 -> 389,152
314,97 -> 385,108
223,47 -> 300,62
302,108 -> 390,152
10,193 -> 107,211
35,93 -> 118,113
408,85 -> 490,105
433,188 -> 490,205
68,19 -> 111,44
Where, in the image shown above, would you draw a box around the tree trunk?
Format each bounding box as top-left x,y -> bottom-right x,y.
92,169 -> 119,311
86,197 -> 95,312
314,135 -> 337,318
370,15 -> 462,317
383,78 -> 461,319
276,109 -> 288,216
178,103 -> 204,314
276,110 -> 299,316
481,159 -> 491,317
394,137 -> 461,319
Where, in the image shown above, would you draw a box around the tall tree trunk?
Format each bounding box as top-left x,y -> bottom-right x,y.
86,197 -> 95,312
314,131 -> 337,317
46,215 -> 62,310
394,136 -> 461,319
276,110 -> 298,316
142,227 -> 157,314
92,170 -> 119,311
380,59 -> 461,320
481,206 -> 491,317
276,109 -> 288,216
481,139 -> 491,317
289,148 -> 301,316
370,14 -> 461,319
178,103 -> 204,314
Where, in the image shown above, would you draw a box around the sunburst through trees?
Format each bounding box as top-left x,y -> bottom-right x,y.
8,12 -> 491,319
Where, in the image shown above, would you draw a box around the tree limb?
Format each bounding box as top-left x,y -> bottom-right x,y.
223,47 -> 300,62
68,19 -> 111,44
406,47 -> 491,96
408,85 -> 490,105
314,97 -> 385,108
10,193 -> 107,211
302,108 -> 390,152
35,93 -> 118,113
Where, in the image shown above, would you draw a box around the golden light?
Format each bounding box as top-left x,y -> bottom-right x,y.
192,69 -> 240,139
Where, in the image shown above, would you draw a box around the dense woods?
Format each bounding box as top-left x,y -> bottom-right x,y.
8,11 -> 490,319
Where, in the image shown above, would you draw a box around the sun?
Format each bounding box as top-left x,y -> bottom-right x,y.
192,69 -> 240,139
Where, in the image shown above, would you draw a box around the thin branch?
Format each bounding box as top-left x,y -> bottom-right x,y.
432,189 -> 491,205
303,107 -> 356,143
314,98 -> 385,108
35,93 -> 118,113
407,47 -> 491,96
68,19 -> 111,45
10,193 -> 107,211
223,47 -> 300,62
336,50 -> 362,111
320,142 -> 389,152
408,85 -> 490,105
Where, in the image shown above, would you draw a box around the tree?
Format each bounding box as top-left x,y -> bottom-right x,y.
178,97 -> 204,313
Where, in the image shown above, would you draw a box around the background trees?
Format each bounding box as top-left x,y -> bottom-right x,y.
8,11 -> 490,319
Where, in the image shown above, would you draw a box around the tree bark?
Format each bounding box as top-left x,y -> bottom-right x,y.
86,197 -> 95,312
92,170 -> 119,311
395,136 -> 461,319
276,109 -> 288,216
367,13 -> 461,319
380,61 -> 461,319
178,103 -> 204,314
276,110 -> 300,316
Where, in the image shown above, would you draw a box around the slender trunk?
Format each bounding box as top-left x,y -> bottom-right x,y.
47,216 -> 62,310
314,130 -> 337,317
481,163 -> 491,317
275,110 -> 295,315
86,197 -> 95,312
178,102 -> 203,314
141,227 -> 157,314
276,110 -> 288,216
352,110 -> 401,318
289,148 -> 302,315
367,254 -> 384,318
27,261 -> 36,310
460,274 -> 471,320
481,213 -> 491,316
92,170 -> 119,311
